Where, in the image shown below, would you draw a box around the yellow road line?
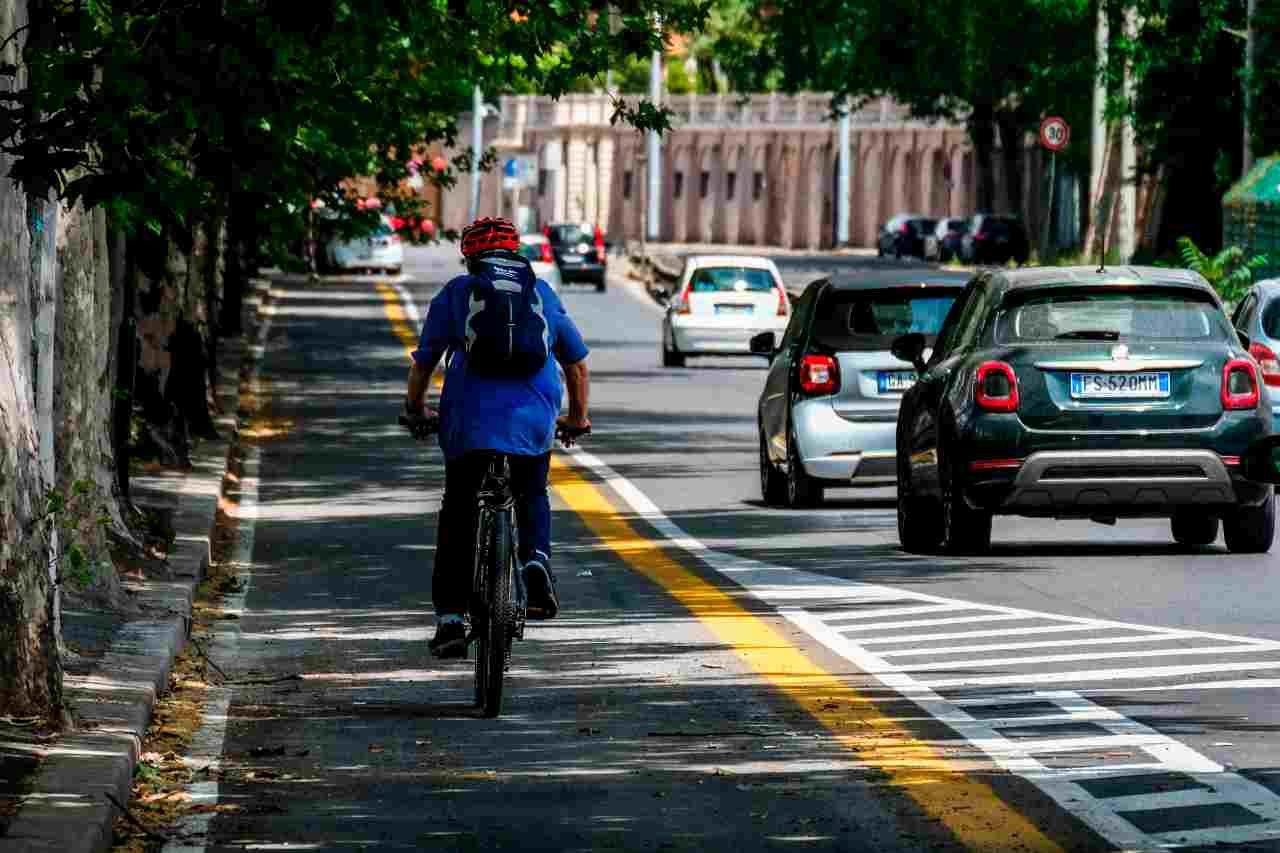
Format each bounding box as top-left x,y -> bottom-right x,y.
549,455 -> 1067,852
376,282 -> 443,389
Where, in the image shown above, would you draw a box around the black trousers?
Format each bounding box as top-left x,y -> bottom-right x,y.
432,451 -> 552,617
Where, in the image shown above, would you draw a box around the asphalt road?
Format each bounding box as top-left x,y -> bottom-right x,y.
170,244 -> 1280,852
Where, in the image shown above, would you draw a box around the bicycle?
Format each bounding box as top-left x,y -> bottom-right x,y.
400,411 -> 589,717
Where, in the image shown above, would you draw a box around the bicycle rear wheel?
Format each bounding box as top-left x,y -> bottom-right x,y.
473,507 -> 514,718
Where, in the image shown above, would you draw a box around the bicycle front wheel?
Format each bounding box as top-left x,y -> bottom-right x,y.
474,507 -> 514,718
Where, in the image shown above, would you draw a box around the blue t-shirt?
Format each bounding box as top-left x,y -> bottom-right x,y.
413,264 -> 588,460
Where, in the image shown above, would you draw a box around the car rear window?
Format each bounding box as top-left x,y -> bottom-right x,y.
549,225 -> 590,244
517,241 -> 545,261
688,266 -> 777,293
813,288 -> 960,351
1262,298 -> 1280,339
996,288 -> 1225,343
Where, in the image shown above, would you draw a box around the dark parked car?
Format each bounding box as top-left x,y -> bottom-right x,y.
877,214 -> 936,260
960,214 -> 1029,265
545,222 -> 607,291
893,266 -> 1276,555
927,218 -> 970,262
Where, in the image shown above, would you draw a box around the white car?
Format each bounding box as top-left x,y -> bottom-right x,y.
323,214 -> 403,274
661,255 -> 790,367
518,233 -> 562,293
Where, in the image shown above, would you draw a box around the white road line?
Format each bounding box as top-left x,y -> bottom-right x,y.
560,445 -> 1280,851
922,660 -> 1280,690
835,612 -> 1043,632
898,643 -> 1280,672
162,294 -> 273,853
878,631 -> 1197,658
822,602 -> 974,621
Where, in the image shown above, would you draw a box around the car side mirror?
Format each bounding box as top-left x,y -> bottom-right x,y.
1242,435 -> 1280,484
1238,330 -> 1252,350
750,331 -> 778,356
891,332 -> 928,373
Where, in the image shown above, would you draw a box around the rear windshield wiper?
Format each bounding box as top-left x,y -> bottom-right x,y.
1054,329 -> 1120,341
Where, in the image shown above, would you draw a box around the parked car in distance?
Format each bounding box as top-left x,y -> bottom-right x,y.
545,222 -> 607,291
1229,278 -> 1280,419
894,266 -> 1276,555
926,218 -> 971,262
877,214 -> 935,260
663,255 -> 790,368
751,271 -> 968,507
321,214 -> 403,275
517,233 -> 562,293
960,214 -> 1029,266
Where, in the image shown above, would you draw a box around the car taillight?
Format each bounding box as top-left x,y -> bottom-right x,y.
974,231 -> 988,241
1249,342 -> 1280,387
676,286 -> 692,315
594,225 -> 606,262
898,222 -> 909,234
776,286 -> 788,317
975,361 -> 1019,412
799,354 -> 839,395
1222,358 -> 1260,410
540,241 -> 553,263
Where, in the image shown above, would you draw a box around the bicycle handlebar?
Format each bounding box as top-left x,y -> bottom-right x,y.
400,411 -> 591,447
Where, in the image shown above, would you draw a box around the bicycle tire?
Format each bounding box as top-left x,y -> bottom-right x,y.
474,507 -> 514,718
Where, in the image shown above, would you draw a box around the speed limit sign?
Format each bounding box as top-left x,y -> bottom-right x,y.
1040,116 -> 1070,152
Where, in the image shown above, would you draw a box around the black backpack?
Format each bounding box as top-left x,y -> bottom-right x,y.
462,253 -> 550,377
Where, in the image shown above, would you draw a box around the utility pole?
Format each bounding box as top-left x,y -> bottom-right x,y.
1245,0 -> 1258,174
646,13 -> 662,242
836,97 -> 851,246
1087,0 -> 1109,257
470,83 -> 483,222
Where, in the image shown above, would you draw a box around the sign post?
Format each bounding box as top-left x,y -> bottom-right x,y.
1038,117 -> 1070,265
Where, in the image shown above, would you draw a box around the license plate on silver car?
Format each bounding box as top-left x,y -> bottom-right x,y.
1070,372 -> 1170,398
878,370 -> 917,392
714,304 -> 753,315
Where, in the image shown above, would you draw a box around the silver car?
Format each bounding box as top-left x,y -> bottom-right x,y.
751,271 -> 968,507
1230,277 -> 1280,420
518,233 -> 562,293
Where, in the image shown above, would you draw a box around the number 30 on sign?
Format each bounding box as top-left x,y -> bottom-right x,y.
1040,117 -> 1070,152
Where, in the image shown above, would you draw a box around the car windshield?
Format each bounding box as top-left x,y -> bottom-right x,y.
814,288 -> 960,351
997,289 -> 1224,342
688,266 -> 776,293
549,224 -> 590,244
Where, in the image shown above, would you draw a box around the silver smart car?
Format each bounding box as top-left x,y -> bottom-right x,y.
1230,277 -> 1280,421
751,271 -> 968,507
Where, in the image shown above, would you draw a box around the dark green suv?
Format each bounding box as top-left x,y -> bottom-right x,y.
892,266 -> 1277,555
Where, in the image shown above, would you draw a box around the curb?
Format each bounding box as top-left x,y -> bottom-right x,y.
0,277 -> 275,853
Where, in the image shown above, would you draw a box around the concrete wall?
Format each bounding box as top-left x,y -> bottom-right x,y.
444,94 -> 1067,251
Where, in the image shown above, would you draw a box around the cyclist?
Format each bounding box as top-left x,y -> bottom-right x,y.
402,217 -> 591,658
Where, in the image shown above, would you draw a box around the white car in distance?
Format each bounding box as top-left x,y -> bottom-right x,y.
662,255 -> 790,367
518,233 -> 562,293
323,214 -> 403,275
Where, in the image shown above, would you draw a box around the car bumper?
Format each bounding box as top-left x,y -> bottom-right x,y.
558,261 -> 605,282
792,399 -> 899,485
971,449 -> 1273,516
671,319 -> 787,355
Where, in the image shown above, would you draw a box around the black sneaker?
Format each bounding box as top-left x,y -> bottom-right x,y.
428,620 -> 468,659
523,560 -> 559,620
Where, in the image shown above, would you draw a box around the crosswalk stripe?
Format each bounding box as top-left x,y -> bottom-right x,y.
898,643 -> 1280,672
878,632 -> 1195,658
922,660 -> 1280,689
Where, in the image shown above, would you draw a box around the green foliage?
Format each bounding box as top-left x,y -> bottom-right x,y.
0,0 -> 710,256
1176,236 -> 1268,303
36,479 -> 112,590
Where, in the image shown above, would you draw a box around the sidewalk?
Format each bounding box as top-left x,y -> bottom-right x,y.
0,277 -> 274,853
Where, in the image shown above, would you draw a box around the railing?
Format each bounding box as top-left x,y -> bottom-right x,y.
493,93 -> 956,135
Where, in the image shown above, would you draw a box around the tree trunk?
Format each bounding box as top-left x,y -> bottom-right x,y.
52,198 -> 135,610
995,110 -> 1025,218
967,104 -> 997,213
108,211 -> 135,505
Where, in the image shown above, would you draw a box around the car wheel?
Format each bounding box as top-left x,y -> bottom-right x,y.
1223,496 -> 1276,554
1170,512 -> 1220,548
940,439 -> 991,554
785,426 -> 823,508
596,278 -> 606,292
662,338 -> 685,368
897,488 -> 943,554
759,429 -> 787,506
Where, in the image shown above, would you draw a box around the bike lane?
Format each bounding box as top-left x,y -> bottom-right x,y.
166,270 -> 974,852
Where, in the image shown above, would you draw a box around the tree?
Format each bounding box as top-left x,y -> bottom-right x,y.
0,0 -> 710,724
715,0 -> 1095,217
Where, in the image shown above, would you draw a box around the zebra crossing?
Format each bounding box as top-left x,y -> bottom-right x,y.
566,446 -> 1280,851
